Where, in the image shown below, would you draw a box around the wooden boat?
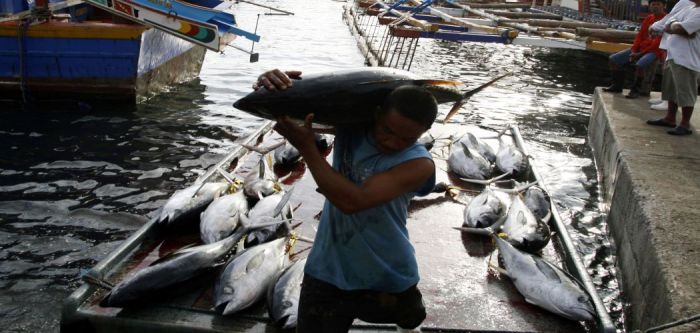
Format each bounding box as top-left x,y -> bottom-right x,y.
60,122 -> 616,332
0,0 -> 259,106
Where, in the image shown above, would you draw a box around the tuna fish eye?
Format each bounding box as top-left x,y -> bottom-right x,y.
578,295 -> 589,303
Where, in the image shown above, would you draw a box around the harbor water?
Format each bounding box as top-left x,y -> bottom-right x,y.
0,0 -> 621,331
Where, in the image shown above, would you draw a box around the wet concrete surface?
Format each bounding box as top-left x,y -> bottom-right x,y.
588,88 -> 700,333
403,124 -> 585,332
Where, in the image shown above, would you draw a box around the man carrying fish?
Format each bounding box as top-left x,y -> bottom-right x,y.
252,69 -> 437,332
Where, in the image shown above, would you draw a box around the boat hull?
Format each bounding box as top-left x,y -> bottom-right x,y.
0,19 -> 205,106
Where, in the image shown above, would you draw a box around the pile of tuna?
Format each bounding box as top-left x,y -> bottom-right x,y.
92,135 -> 332,330
443,129 -> 596,322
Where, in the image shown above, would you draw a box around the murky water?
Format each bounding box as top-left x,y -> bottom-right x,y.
0,0 -> 622,331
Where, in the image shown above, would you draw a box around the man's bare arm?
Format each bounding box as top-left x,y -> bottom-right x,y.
665,21 -> 696,37
274,114 -> 433,214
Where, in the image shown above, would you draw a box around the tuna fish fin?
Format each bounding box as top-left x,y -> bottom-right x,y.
458,177 -> 495,186
272,187 -> 295,218
453,226 -> 494,236
517,211 -> 527,226
467,133 -> 479,148
442,100 -> 465,124
245,250 -> 266,273
459,142 -> 473,157
216,167 -> 243,188
150,243 -> 198,265
534,258 -> 562,283
289,246 -> 312,261
487,262 -> 511,278
442,73 -> 511,123
243,141 -> 285,155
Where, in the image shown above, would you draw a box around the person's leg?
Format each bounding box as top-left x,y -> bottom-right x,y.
353,285 -> 427,330
648,61 -> 678,126
627,53 -> 657,98
297,275 -> 355,333
604,49 -> 631,92
669,63 -> 698,131
679,106 -> 694,129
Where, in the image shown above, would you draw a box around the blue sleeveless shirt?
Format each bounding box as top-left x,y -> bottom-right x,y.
304,126 -> 435,293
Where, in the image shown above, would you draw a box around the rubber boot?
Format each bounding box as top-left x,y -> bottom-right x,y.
603,70 -> 624,93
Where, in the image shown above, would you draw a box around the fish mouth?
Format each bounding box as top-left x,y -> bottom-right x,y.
232,99 -> 246,110
567,306 -> 596,321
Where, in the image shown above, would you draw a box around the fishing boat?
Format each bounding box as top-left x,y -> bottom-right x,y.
0,0 -> 260,107
60,122 -> 616,332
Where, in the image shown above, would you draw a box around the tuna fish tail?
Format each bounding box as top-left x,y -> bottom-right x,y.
442,73 -> 511,123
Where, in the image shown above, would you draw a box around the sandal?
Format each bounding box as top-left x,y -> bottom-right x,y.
646,119 -> 676,128
667,127 -> 692,136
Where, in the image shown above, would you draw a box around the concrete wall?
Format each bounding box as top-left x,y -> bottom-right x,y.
588,88 -> 700,332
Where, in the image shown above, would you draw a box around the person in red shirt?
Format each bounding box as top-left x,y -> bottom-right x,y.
603,0 -> 667,98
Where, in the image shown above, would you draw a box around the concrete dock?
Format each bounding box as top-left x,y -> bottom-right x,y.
588,88 -> 700,333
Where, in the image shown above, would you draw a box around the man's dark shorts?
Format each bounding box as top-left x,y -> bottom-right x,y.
296,274 -> 426,332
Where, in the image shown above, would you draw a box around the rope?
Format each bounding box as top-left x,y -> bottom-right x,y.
630,314 -> 700,333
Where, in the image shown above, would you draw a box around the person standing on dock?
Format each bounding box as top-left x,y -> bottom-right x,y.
253,69 -> 436,332
647,0 -> 695,109
646,0 -> 700,135
603,0 -> 667,98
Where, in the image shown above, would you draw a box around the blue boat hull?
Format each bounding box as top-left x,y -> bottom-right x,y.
0,19 -> 206,106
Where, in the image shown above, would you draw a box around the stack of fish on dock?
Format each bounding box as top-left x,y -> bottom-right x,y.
444,128 -> 595,322
86,137 -> 329,329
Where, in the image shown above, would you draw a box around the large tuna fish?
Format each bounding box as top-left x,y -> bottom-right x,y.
157,182 -> 229,226
494,236 -> 595,321
463,187 -> 507,228
268,257 -> 306,329
273,141 -> 301,166
243,144 -> 283,200
233,68 -> 508,125
448,142 -> 492,180
495,135 -> 528,177
101,227 -> 247,307
499,195 -> 551,253
244,190 -> 294,247
215,238 -> 290,315
523,185 -> 551,223
461,133 -> 496,163
200,190 -> 249,244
